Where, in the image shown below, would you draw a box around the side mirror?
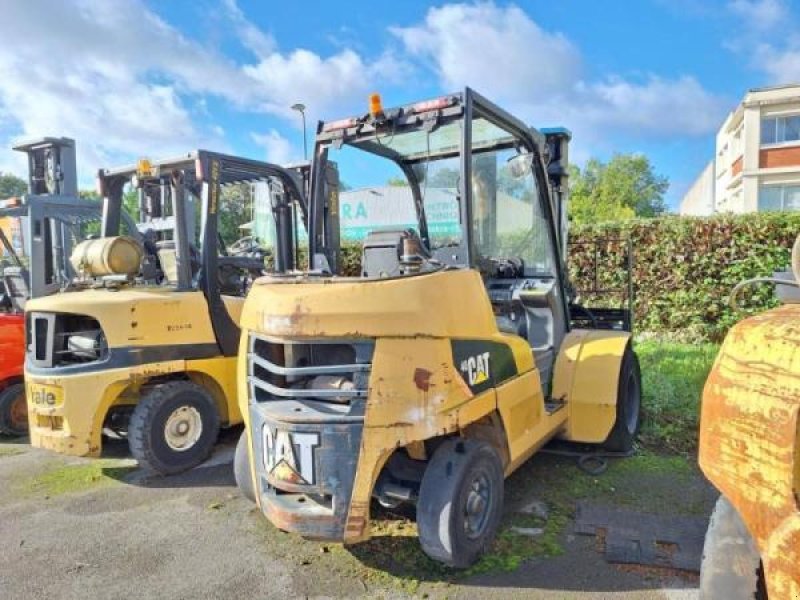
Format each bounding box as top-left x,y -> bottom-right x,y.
507,152 -> 534,179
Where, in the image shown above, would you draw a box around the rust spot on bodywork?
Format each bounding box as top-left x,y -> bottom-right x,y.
413,368 -> 433,391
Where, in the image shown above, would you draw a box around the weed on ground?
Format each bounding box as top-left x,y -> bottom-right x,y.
251,450 -> 712,594
20,459 -> 136,498
635,338 -> 719,454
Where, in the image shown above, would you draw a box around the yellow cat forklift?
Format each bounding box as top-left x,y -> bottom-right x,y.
25,151 -> 334,474
235,89 -> 641,566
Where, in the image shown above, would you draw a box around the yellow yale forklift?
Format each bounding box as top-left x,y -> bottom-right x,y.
235,89 -> 642,566
24,151 -> 335,474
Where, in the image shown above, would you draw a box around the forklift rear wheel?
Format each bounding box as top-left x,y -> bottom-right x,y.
129,381 -> 220,475
234,430 -> 256,503
699,496 -> 767,600
417,438 -> 504,568
603,345 -> 642,452
0,383 -> 28,436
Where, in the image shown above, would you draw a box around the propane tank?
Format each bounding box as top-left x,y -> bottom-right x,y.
70,236 -> 143,277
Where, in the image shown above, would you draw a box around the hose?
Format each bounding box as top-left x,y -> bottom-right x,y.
729,277 -> 798,311
538,447 -> 635,476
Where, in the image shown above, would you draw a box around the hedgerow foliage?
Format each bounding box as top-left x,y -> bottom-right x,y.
569,212 -> 800,342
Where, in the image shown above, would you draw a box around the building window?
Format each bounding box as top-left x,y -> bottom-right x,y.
759,184 -> 800,211
761,115 -> 800,145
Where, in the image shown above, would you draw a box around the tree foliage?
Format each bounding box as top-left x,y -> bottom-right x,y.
569,154 -> 668,225
219,183 -> 252,245
0,172 -> 27,199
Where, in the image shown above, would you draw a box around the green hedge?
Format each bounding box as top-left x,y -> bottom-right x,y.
327,213 -> 799,342
569,212 -> 800,342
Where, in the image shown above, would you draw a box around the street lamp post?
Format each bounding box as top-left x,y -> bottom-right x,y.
290,103 -> 307,160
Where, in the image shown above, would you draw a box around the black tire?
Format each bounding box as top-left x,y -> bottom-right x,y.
234,429 -> 256,503
0,383 -> 28,436
417,438 -> 504,568
603,344 -> 642,452
129,381 -> 220,475
700,496 -> 767,600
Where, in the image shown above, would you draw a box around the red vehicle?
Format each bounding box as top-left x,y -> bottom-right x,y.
0,311 -> 25,435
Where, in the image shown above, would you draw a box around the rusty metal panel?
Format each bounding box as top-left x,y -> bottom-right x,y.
699,304 -> 800,595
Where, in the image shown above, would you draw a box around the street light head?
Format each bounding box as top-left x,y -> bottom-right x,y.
291,103 -> 306,113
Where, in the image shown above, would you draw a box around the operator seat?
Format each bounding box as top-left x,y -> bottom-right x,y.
156,241 -> 200,285
361,229 -> 426,278
518,281 -> 565,392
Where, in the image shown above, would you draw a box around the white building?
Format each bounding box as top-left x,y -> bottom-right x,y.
680,84 -> 800,215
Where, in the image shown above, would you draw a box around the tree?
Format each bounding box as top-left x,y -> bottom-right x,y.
428,167 -> 459,188
0,172 -> 26,199
218,183 -> 252,244
568,154 -> 668,225
386,176 -> 408,187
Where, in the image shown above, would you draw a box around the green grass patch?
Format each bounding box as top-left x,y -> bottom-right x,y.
0,446 -> 24,458
635,338 -> 720,454
23,460 -> 135,498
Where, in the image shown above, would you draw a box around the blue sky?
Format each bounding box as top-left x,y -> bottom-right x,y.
0,0 -> 798,209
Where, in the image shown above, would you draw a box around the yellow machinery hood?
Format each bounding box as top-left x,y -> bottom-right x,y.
242,269 -> 499,339
25,288 -> 219,348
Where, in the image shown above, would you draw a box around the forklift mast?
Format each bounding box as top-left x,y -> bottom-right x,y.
541,128 -> 571,262
0,137 -> 109,311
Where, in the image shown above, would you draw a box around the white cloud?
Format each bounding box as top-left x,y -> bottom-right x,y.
251,130 -> 296,165
0,0 -> 404,183
0,0 -> 240,181
727,0 -> 800,84
391,3 -> 581,98
391,2 -> 727,145
572,76 -> 728,137
729,0 -> 788,31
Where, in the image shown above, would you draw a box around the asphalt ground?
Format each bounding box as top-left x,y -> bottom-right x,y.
0,431 -> 713,599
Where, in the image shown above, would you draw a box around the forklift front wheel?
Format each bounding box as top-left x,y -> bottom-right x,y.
234,430 -> 256,503
0,383 -> 28,436
417,438 -> 504,568
603,345 -> 642,452
129,381 -> 220,475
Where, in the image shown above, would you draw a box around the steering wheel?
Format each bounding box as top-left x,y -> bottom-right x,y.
228,236 -> 260,256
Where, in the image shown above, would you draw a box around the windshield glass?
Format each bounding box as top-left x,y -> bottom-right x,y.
329,119 -> 464,250
320,106 -> 557,275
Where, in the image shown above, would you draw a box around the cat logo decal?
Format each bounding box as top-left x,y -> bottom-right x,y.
460,352 -> 491,386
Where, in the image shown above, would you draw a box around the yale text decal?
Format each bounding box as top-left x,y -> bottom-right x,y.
262,424 -> 320,485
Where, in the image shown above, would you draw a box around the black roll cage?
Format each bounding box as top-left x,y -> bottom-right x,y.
97,150 -> 307,357
307,87 -> 571,324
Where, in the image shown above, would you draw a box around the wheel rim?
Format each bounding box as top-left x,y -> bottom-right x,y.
163,406 -> 203,452
625,371 -> 641,434
9,390 -> 27,431
463,471 -> 492,540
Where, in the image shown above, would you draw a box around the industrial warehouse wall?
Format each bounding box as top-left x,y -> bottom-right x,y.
568,212 -> 800,342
